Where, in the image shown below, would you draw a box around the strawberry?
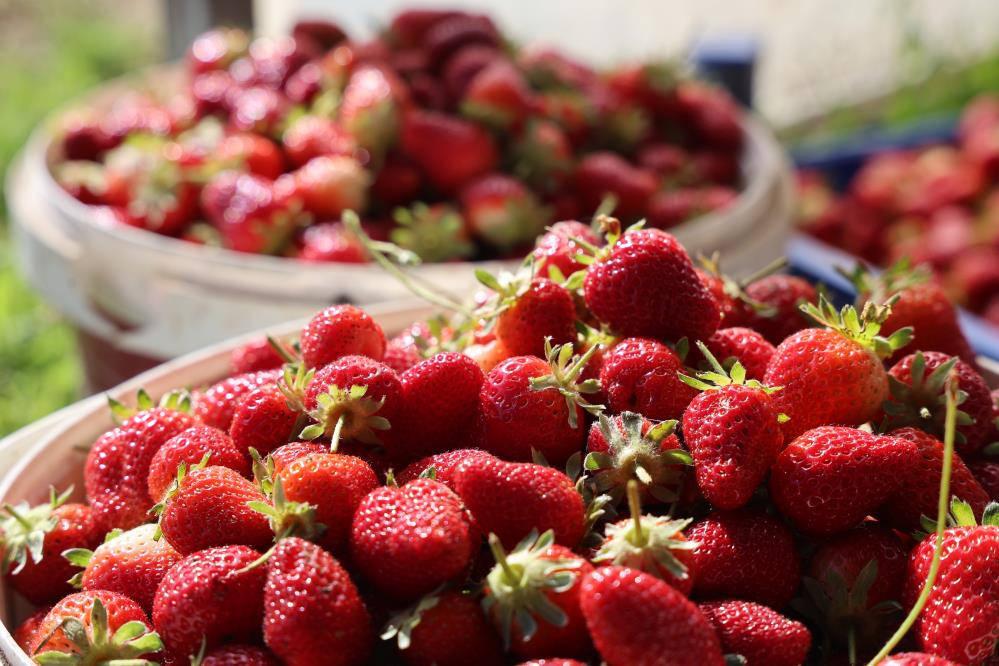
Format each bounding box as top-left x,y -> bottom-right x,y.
396,448 -> 496,489
13,606 -> 49,654
382,321 -> 431,374
599,337 -> 697,421
460,173 -> 549,250
297,221 -> 367,263
969,460 -> 999,501
147,425 -> 249,502
388,9 -> 464,48
765,297 -> 909,440
188,27 -> 249,74
0,488 -> 100,606
878,654 -> 962,666
681,345 -> 784,510
263,537 -> 372,666
531,220 -> 601,280
195,369 -> 283,430
351,478 -> 477,600
515,660 -> 587,666
301,304 -> 386,368
31,591 -> 160,661
482,530 -> 593,659
338,64 -> 406,159
511,119 -> 573,191
573,152 -> 657,221
400,109 -> 498,193
580,565 -> 725,666
381,589 -> 505,666
454,457 -> 585,548
228,368 -> 305,458
476,343 -> 600,464
227,86 -> 290,136
593,480 -> 696,594
370,154 -> 423,206
479,274 -> 575,358
884,351 -> 993,457
67,523 -> 182,613
289,155 -> 369,219
583,221 -> 721,342
699,600 -> 812,666
281,116 -> 358,168
771,426 -> 920,535
268,441 -> 326,473
462,59 -> 535,129
197,644 -> 280,665
291,18 -> 347,52
55,160 -> 130,206
216,132 -> 285,180
694,326 -> 776,380
424,14 -> 500,68
735,274 -> 818,345
390,202 -> 475,263
903,500 -> 999,664
646,186 -> 737,229
230,338 -> 286,374
879,427 -> 989,529
396,352 -> 484,462
85,390 -> 199,532
201,171 -> 301,253
687,508 -> 801,608
157,464 -> 274,554
676,81 -> 743,151
153,545 -> 267,657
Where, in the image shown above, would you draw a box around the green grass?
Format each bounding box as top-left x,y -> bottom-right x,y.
0,2 -> 156,436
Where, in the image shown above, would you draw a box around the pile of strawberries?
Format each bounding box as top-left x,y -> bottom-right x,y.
52,8 -> 744,263
798,93 -> 999,327
4,214 -> 999,666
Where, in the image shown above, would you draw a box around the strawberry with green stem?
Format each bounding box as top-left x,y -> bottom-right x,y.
147,426 -> 249,503
32,595 -> 162,665
229,362 -> 313,457
696,253 -> 786,324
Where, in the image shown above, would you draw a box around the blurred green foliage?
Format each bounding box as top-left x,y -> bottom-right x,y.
0,1 -> 156,435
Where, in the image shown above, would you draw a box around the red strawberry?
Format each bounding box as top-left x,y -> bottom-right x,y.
770,426 -> 920,535
424,14 -> 500,68
482,530 -> 593,659
370,153 -> 423,206
396,352 -> 484,462
296,221 -> 367,263
531,220 -> 601,280
301,304 -> 386,368
483,275 -> 576,358
400,109 -> 498,193
201,171 -> 301,253
153,545 -> 267,657
676,81 -> 743,151
884,351 -> 993,457
460,173 -> 549,250
681,346 -> 784,510
13,606 -> 49,654
229,379 -> 302,458
199,644 -> 280,665
230,338 -> 286,374
69,523 -> 182,613
969,460 -> 999,501
454,457 -> 585,548
31,591 -> 159,661
580,566 -> 725,666
878,654 -> 961,666
511,119 -> 573,191
338,64 -> 406,159
281,116 -> 357,168
382,589 -> 505,666
289,155 -> 369,219
646,186 -> 736,229
695,326 -> 775,381
765,298 -> 906,440
227,86 -> 291,136
55,160 -> 130,206
388,9 -> 464,47
0,489 -> 100,605
216,132 -> 285,180
351,478 -> 477,600
188,27 -> 249,74
573,152 -> 657,221
735,274 -> 818,345
268,441 -> 325,473
291,18 -> 346,52
515,660 -> 587,666
880,427 -> 989,529
903,502 -> 999,664
195,369 -> 282,430
396,448 -> 496,489
382,321 -> 431,374
687,508 -> 800,608
158,464 -> 274,554
600,337 -> 697,421
147,425 -> 249,502
263,537 -> 372,666
462,59 -> 535,129
699,600 -> 812,666
583,222 -> 721,342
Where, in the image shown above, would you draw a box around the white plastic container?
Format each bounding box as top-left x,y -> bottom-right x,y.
6,67 -> 793,390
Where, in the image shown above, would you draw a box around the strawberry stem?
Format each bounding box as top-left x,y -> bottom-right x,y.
488,533 -> 519,581
626,480 -> 646,546
866,372 -> 959,665
330,413 -> 345,453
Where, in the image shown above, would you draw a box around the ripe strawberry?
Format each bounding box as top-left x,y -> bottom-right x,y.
765,298 -> 908,440
381,589 -> 505,666
289,155 -> 369,219
880,427 -> 989,529
573,153 -> 657,221
228,86 -> 291,135
454,457 -> 585,548
147,425 -> 249,502
195,369 -> 282,430
698,600 -> 812,666
481,274 -> 576,358
231,338 -> 286,374
676,81 -> 743,151
68,523 -> 182,613
268,440 -> 325,473
153,545 -> 267,657
396,448 -> 496,489
158,464 -> 274,554
515,660 -> 587,666
388,9 -> 464,47
580,565 -> 725,666
878,653 -> 961,666
13,606 -> 49,654
282,115 -> 357,168
188,27 -> 249,74
531,220 -> 601,280
351,478 -> 477,600
85,391 -> 199,532
396,352 -> 484,462
583,221 -> 720,342
424,13 -> 500,68
263,537 -> 372,666
593,480 -> 696,593
681,346 -> 784,510
338,64 -> 406,159
201,171 -> 301,253
646,186 -> 737,229
460,173 -> 549,250
600,337 -> 697,421
884,351 -> 993,457
462,59 -> 535,129
31,591 -> 160,661
903,501 -> 999,664
228,378 -> 302,458
198,644 -> 280,665
55,160 -> 130,206
216,132 -> 285,180
511,119 -> 573,191
481,533 -> 593,659
969,460 -> 999,501
370,153 -> 423,206
296,221 -> 367,263
400,109 -> 498,193
301,304 -> 386,368
694,326 -> 776,381
687,508 -> 801,608
0,488 -> 100,605
382,321 -> 431,374
735,274 -> 818,345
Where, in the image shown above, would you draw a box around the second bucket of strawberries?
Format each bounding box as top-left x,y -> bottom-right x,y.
2,5 -> 999,666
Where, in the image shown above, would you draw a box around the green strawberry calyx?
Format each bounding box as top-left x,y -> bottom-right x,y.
248,474 -> 325,543
33,598 -> 163,666
841,258 -> 931,307
64,529 -> 124,589
380,587 -> 446,650
391,203 -> 475,264
800,294 -> 913,360
882,351 -> 973,445
482,529 -> 582,647
679,341 -> 782,396
0,486 -> 74,576
529,338 -> 605,428
149,453 -> 212,539
107,388 -> 192,425
300,383 -> 390,450
698,252 -> 787,318
918,496 -> 999,535
593,480 -> 696,582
